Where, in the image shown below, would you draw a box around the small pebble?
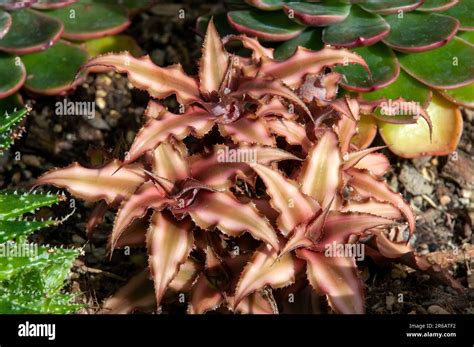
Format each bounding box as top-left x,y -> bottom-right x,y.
427,305 -> 449,314
440,195 -> 451,206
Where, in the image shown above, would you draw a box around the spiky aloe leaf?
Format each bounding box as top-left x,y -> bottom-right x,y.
382,12 -> 459,53
0,191 -> 60,220
379,94 -> 463,158
0,107 -> 27,152
0,9 -> 63,54
45,0 -> 130,40
322,6 -> 390,48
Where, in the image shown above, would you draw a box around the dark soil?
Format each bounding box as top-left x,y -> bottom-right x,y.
1,1 -> 472,314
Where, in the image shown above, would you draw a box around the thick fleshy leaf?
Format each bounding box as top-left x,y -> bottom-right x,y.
0,191 -> 60,220
0,9 -> 63,54
100,270 -> 155,314
418,0 -> 459,11
251,163 -> 319,236
439,83 -> 474,107
256,97 -> 297,120
283,2 -> 350,26
399,37 -> 474,89
234,292 -> 274,314
22,40 -> 88,95
360,0 -> 423,14
35,160 -> 146,205
219,115 -> 275,146
125,104 -> 213,164
378,94 -> 463,158
360,70 -> 432,107
442,0 -> 474,30
227,10 -> 305,42
146,211 -> 194,306
458,29 -> 474,44
244,0 -> 288,10
111,181 -> 170,251
32,0 -> 78,10
274,28 -> 323,60
348,169 -> 415,232
84,54 -> 200,104
383,13 -> 459,53
299,131 -> 341,208
84,35 -> 142,58
188,274 -> 224,314
223,34 -> 274,60
0,53 -> 24,98
341,199 -> 403,220
189,144 -> 300,189
46,1 -> 130,40
266,118 -> 312,151
335,43 -> 400,92
260,46 -> 368,89
310,211 -> 395,250
185,191 -> 280,250
199,20 -> 229,95
322,6 -> 390,48
234,244 -> 302,307
0,10 -> 11,39
297,249 -> 365,314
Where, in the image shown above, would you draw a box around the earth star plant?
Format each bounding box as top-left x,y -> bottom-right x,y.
0,0 -> 150,100
201,0 -> 470,157
35,21 -> 463,314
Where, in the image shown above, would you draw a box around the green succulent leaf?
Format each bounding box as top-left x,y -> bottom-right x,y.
442,0 -> 474,31
45,1 -> 130,40
0,192 -> 60,220
0,9 -> 11,39
418,0 -> 459,11
93,0 -> 153,13
227,10 -> 305,41
274,28 -> 323,60
361,70 -> 432,106
283,2 -> 350,26
244,0 -> 290,10
0,288 -> 79,314
32,0 -> 78,10
398,36 -> 474,89
22,40 -> 88,95
322,6 -> 390,48
383,12 -> 459,53
0,106 -> 27,134
335,43 -> 399,92
439,83 -> 474,107
197,14 -> 237,37
457,30 -> 474,44
359,0 -> 423,15
0,53 -> 25,99
0,220 -> 58,243
0,106 -> 27,151
84,34 -> 142,57
0,9 -> 63,55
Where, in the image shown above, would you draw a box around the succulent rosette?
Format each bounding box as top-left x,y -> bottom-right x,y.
0,0 -> 150,100
35,21 -> 463,314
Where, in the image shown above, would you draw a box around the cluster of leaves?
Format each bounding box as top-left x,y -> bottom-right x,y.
197,0 -> 470,158
0,0 -> 150,99
36,22 -> 463,314
0,107 -> 79,313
